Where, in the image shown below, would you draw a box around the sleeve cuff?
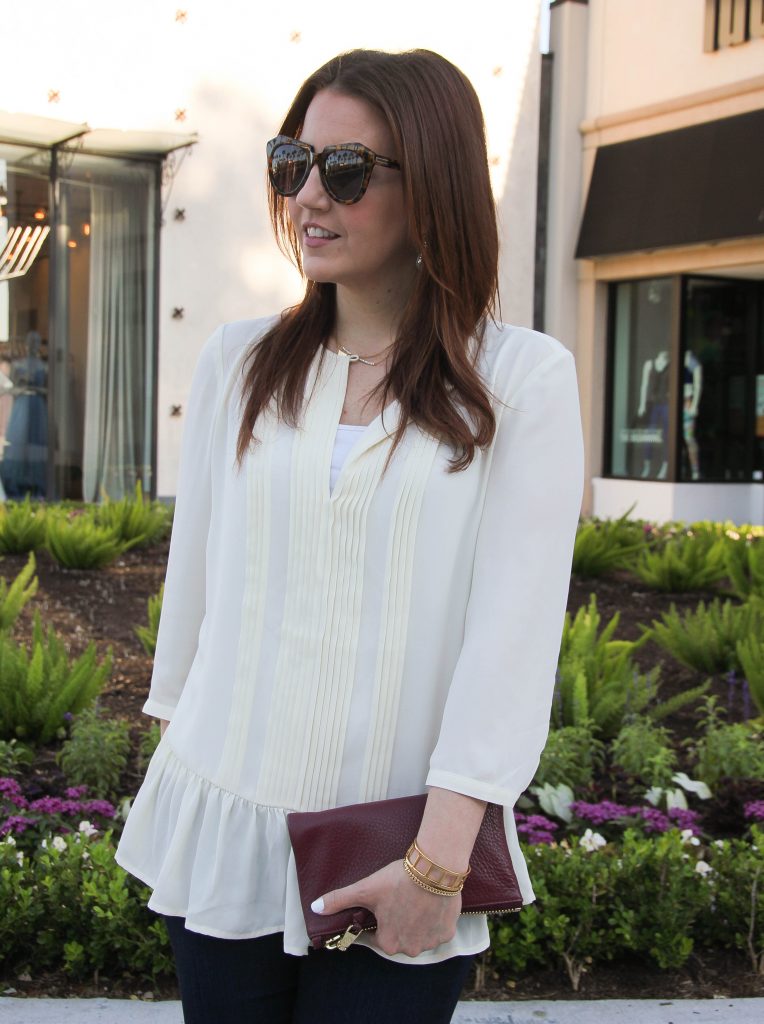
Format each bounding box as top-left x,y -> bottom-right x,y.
425,769 -> 522,809
141,697 -> 177,721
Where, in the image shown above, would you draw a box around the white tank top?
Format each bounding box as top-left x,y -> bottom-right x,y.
330,423 -> 367,493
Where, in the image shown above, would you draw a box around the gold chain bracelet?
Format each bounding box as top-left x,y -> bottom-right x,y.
402,859 -> 462,896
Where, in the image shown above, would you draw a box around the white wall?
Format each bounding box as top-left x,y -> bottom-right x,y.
4,0 -> 543,496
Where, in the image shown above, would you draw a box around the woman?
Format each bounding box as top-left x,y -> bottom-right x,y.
116,48 -> 584,1023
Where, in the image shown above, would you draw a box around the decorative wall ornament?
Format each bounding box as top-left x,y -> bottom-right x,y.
174,108 -> 187,122
173,208 -> 186,221
290,31 -> 302,43
170,405 -> 183,417
175,9 -> 188,22
171,307 -> 185,319
1,226 -> 51,281
47,90 -> 60,103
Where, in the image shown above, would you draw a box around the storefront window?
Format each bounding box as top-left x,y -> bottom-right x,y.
0,144 -> 158,502
0,145 -> 52,500
608,277 -> 674,480
607,274 -> 764,483
682,277 -> 758,483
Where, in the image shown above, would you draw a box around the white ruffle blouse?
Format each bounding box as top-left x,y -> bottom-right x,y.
115,316 -> 585,964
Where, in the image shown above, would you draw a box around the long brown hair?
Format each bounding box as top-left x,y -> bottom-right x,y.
236,48 -> 501,474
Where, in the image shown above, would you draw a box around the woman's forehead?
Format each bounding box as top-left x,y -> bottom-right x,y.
300,90 -> 395,155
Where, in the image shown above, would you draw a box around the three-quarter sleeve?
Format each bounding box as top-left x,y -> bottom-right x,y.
142,326 -> 224,720
426,346 -> 584,807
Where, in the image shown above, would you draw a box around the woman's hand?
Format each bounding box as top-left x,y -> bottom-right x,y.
312,859 -> 462,957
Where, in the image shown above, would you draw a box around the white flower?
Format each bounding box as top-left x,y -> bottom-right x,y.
579,828 -> 607,852
680,829 -> 701,846
645,787 -> 664,807
15,852 -> 23,867
52,836 -> 67,852
81,850 -> 90,862
530,782 -> 574,823
665,788 -> 688,810
695,860 -> 713,877
713,839 -> 726,849
3,835 -> 16,847
78,820 -> 98,837
672,773 -> 712,800
40,838 -> 47,849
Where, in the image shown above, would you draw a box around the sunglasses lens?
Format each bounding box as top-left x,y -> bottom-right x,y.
323,149 -> 367,202
269,142 -> 310,196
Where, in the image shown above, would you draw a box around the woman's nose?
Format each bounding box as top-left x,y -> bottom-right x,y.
296,164 -> 330,210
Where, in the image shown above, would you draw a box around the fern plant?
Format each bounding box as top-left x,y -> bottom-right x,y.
690,698 -> 764,787
736,631 -> 764,719
0,495 -> 47,554
642,597 -> 764,676
57,706 -> 131,799
0,552 -> 38,633
724,536 -> 764,601
630,532 -> 728,593
553,594 -> 707,739
135,583 -> 164,656
0,611 -> 112,744
45,512 -> 140,570
94,480 -> 171,548
572,505 -> 648,579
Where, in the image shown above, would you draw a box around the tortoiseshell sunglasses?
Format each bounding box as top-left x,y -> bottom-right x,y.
266,135 -> 401,205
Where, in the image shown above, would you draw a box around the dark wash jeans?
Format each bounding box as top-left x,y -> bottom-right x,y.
163,915 -> 475,1024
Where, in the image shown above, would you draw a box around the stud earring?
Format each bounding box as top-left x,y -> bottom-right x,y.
415,253 -> 423,267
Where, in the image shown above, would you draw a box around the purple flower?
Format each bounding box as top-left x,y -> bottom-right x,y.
65,786 -> 89,799
81,799 -> 116,818
570,800 -> 629,825
744,801 -> 764,822
0,778 -> 23,797
525,830 -> 557,846
0,815 -> 32,836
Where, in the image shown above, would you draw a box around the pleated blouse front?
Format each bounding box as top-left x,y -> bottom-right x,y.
115,315 -> 585,964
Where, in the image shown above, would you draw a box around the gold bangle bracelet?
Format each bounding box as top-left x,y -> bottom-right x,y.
402,859 -> 462,896
404,840 -> 470,893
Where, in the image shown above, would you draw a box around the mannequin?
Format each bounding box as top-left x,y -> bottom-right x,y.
637,350 -> 669,479
0,331 -> 48,498
682,350 -> 703,480
637,349 -> 703,481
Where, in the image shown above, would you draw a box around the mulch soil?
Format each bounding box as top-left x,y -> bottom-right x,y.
2,545 -> 763,1001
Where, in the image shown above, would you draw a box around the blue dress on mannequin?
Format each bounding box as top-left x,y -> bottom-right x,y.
0,332 -> 48,499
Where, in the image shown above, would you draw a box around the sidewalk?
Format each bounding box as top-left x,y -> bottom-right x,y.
1,998 -> 763,1023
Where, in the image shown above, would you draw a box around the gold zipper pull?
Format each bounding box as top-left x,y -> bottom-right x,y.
324,923 -> 365,951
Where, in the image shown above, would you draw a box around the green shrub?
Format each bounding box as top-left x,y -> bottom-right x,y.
553,595 -> 704,739
0,612 -> 112,744
608,828 -> 712,971
572,507 -> 647,579
610,718 -> 678,789
699,827 -> 764,972
0,739 -> 33,778
45,511 -> 140,570
736,628 -> 764,718
630,532 -> 728,593
0,829 -> 173,981
138,721 -> 161,773
57,707 -> 131,800
691,698 -> 764,788
0,496 -> 47,554
135,583 -> 164,657
534,723 -> 605,791
643,597 -> 764,676
0,552 -> 38,632
93,480 -> 171,548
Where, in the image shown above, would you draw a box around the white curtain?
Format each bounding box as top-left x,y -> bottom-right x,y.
82,176 -> 150,502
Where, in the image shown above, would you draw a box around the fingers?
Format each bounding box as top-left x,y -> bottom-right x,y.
311,880 -> 369,916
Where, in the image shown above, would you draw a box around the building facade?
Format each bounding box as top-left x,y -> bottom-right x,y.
545,0 -> 764,524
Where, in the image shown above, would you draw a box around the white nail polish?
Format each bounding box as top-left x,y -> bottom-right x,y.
311,897 -> 325,914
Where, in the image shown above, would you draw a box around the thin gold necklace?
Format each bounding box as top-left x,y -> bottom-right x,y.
334,341 -> 394,366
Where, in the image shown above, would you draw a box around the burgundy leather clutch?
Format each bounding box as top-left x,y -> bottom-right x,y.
286,793 -> 523,951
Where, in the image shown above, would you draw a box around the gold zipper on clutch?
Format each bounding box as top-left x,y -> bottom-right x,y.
325,906 -> 522,949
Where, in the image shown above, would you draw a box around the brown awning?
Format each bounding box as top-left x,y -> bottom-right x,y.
575,108 -> 764,258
